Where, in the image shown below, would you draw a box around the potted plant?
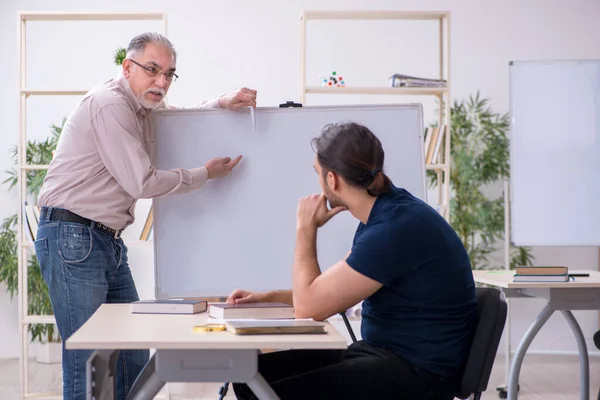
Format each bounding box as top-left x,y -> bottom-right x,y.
0,120 -> 64,363
114,46 -> 126,76
429,92 -> 534,270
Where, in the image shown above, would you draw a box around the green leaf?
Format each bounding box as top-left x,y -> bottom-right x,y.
428,91 -> 535,270
114,47 -> 127,66
0,118 -> 65,343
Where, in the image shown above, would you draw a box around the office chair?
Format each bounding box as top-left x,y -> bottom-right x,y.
219,289 -> 508,400
594,330 -> 600,400
455,287 -> 508,400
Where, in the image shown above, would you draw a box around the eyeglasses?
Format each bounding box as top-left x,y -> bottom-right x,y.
129,59 -> 178,82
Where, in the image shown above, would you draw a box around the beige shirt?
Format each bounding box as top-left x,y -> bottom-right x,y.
38,74 -> 220,231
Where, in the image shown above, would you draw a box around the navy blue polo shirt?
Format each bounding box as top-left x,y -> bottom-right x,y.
346,184 -> 477,378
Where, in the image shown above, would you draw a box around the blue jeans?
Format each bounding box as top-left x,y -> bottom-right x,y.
34,207 -> 149,400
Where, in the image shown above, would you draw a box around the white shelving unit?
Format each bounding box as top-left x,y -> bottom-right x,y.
17,11 -> 166,399
299,10 -> 451,220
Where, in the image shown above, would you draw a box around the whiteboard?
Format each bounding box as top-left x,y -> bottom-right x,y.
509,60 -> 600,246
151,104 -> 426,298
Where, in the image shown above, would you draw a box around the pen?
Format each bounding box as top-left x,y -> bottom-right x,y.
568,273 -> 590,277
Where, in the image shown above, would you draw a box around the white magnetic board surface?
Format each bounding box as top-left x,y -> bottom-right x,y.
509,60 -> 600,246
152,104 -> 425,298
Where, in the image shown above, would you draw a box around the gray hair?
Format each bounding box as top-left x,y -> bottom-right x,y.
126,32 -> 177,62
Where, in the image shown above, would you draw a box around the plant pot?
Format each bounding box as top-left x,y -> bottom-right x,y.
36,341 -> 62,364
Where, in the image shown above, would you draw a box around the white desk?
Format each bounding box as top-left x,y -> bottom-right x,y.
66,303 -> 348,400
473,269 -> 600,400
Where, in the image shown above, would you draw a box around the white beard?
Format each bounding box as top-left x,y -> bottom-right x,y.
138,88 -> 165,110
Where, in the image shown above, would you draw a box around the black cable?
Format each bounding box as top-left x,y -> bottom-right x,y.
340,312 -> 357,343
218,382 -> 229,400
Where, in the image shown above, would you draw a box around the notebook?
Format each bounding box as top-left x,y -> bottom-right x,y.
513,274 -> 569,282
225,319 -> 326,335
132,299 -> 207,314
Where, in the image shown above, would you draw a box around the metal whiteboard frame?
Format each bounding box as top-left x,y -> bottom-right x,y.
150,104 -> 427,300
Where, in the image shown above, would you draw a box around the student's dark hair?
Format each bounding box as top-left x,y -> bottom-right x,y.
311,121 -> 392,197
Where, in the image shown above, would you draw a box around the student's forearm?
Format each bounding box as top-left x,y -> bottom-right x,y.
267,290 -> 293,305
292,226 -> 321,316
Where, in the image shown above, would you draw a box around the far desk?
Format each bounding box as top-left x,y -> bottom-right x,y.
66,303 -> 347,400
473,269 -> 600,400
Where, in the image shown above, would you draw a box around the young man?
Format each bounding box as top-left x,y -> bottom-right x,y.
35,32 -> 256,400
228,121 -> 478,400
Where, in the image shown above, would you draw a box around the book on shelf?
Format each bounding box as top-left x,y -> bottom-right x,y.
23,201 -> 38,242
423,125 -> 446,165
423,127 -> 433,161
132,299 -> 207,314
389,74 -> 446,88
430,125 -> 446,164
139,206 -> 153,241
225,319 -> 326,335
209,302 -> 294,320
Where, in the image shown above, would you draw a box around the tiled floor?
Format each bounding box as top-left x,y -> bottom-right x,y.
0,354 -> 597,399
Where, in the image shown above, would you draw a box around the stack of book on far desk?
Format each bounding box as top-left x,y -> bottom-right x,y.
513,266 -> 569,282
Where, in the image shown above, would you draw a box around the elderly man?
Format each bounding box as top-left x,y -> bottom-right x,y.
34,32 -> 256,400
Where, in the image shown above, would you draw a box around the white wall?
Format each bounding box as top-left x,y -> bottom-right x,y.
0,0 -> 599,359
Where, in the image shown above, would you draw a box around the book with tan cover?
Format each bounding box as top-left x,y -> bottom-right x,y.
425,127 -> 439,164
139,206 -> 153,241
514,266 -> 568,275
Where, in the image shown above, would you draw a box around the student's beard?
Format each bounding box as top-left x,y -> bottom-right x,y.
323,184 -> 347,209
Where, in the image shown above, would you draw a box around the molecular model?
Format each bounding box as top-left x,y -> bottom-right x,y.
320,71 -> 346,87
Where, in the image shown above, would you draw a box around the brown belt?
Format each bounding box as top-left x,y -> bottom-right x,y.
44,208 -> 123,239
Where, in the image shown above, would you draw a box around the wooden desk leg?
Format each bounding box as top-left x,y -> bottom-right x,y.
127,353 -> 166,400
86,349 -> 119,400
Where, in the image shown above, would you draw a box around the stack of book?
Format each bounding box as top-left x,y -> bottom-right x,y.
225,320 -> 326,335
208,302 -> 322,336
388,74 -> 446,88
513,266 -> 569,282
423,126 -> 446,165
132,299 -> 208,314
208,302 -> 294,320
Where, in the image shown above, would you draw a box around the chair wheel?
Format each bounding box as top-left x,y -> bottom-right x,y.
496,384 -> 519,398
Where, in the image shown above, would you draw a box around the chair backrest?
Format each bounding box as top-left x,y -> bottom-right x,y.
455,287 -> 508,399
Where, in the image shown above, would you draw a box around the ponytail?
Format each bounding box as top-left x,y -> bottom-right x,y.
366,169 -> 391,197
312,121 -> 393,197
